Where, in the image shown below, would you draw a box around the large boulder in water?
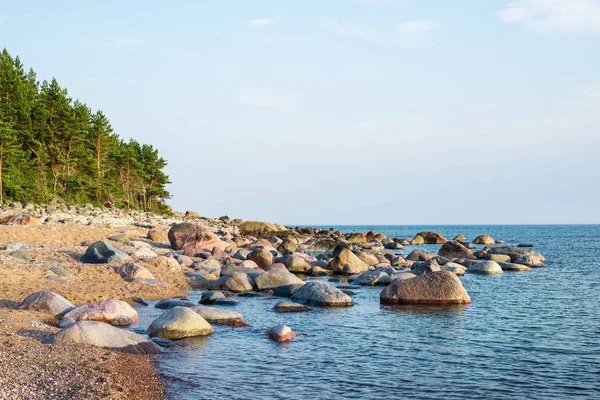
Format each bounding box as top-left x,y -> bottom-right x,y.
486,246 -> 545,264
238,220 -> 288,236
18,290 -> 75,317
190,306 -> 245,325
81,241 -> 130,264
291,281 -> 353,307
63,300 -> 139,326
49,321 -> 161,355
329,249 -> 369,274
255,270 -> 304,290
467,260 -> 503,275
438,241 -> 474,259
380,271 -> 471,305
0,212 -> 41,226
473,235 -> 495,245
168,222 -> 226,255
352,270 -> 390,286
148,306 -> 214,339
412,232 -> 447,244
411,259 -> 442,276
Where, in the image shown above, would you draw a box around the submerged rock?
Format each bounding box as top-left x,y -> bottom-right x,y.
267,324 -> 295,342
50,321 -> 161,355
148,307 -> 214,339
380,271 -> 471,305
273,301 -> 312,313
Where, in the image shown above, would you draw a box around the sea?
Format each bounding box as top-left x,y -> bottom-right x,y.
133,225 -> 600,400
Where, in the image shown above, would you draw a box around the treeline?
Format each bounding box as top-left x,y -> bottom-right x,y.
0,49 -> 171,212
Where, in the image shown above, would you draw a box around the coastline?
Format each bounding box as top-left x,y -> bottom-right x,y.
0,204 -> 546,399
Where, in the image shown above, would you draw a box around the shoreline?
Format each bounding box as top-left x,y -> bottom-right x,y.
0,204 -> 545,399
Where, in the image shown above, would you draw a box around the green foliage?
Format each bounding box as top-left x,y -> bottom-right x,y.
0,48 -> 171,211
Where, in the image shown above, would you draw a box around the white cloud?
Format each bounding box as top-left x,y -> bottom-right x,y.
247,18 -> 276,27
499,0 -> 600,31
329,19 -> 377,42
238,94 -> 289,110
397,19 -> 440,33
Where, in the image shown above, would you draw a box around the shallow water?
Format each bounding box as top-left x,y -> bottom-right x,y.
134,225 -> 600,399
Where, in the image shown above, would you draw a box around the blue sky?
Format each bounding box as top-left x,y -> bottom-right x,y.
1,0 -> 599,224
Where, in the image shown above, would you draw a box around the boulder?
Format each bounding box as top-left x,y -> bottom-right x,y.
238,220 -> 288,236
380,271 -> 471,305
329,249 -> 369,274
0,212 -> 41,226
168,222 -> 225,255
411,235 -> 425,245
63,300 -> 139,326
347,232 -> 367,243
151,256 -> 182,272
148,307 -> 214,339
498,262 -> 531,272
441,262 -> 467,276
290,281 -> 353,307
267,324 -> 295,342
411,259 -> 442,276
50,321 -> 161,355
81,241 -> 130,264
412,232 -> 447,244
208,272 -> 253,293
438,241 -> 474,259
473,235 -> 495,245
468,261 -> 503,275
517,243 -> 533,248
352,270 -> 390,286
278,239 -> 298,254
454,234 -> 467,242
147,229 -> 169,242
390,272 -> 417,282
255,270 -> 304,291
272,283 -> 304,297
303,238 -> 339,256
247,247 -> 273,268
357,252 -> 379,266
132,247 -> 158,259
18,290 -> 75,317
486,254 -> 511,263
199,291 -> 226,305
273,301 -> 312,313
487,246 -> 545,264
113,263 -> 155,281
515,254 -> 545,267
191,306 -> 245,324
155,299 -> 196,309
279,254 -> 311,273
405,250 -> 434,262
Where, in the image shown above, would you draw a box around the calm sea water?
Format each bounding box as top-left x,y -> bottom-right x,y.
134,225 -> 600,400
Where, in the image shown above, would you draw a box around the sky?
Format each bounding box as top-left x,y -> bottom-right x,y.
1,0 -> 599,225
